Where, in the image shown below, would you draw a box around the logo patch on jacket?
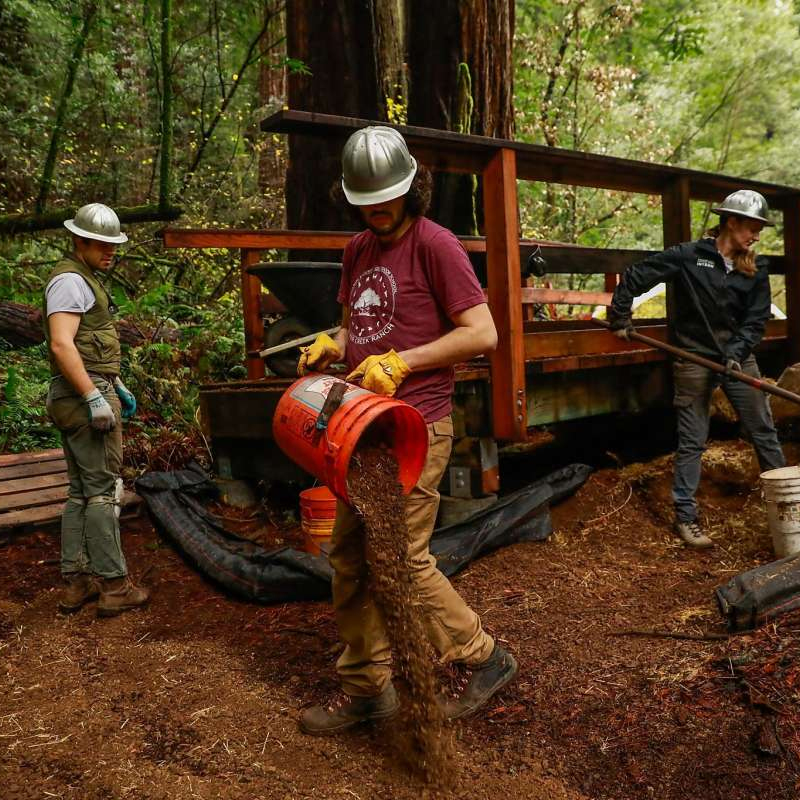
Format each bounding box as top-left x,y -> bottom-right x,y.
696,258 -> 716,269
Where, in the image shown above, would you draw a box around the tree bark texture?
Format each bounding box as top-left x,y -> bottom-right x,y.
258,1 -> 287,227
283,0 -> 514,240
0,301 -> 178,349
285,0 -> 385,244
0,204 -> 182,236
407,0 -> 515,233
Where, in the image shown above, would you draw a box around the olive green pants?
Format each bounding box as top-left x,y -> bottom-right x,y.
329,416 -> 495,697
46,375 -> 127,579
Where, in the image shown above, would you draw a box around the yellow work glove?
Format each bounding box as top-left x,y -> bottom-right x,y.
346,350 -> 411,397
297,333 -> 342,376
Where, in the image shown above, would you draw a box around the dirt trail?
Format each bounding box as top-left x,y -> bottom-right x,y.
1,439 -> 799,799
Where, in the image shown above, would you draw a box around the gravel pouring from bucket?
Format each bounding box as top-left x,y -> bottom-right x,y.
272,375 -> 428,505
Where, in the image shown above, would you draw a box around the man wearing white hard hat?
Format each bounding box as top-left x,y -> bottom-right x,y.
608,189 -> 786,548
297,127 -> 517,734
43,203 -> 148,617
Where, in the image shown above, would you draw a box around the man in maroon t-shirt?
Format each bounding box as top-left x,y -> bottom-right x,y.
297,126 -> 518,735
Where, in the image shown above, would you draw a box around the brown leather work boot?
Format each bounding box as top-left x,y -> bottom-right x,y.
299,684 -> 398,735
58,573 -> 101,614
97,576 -> 149,618
439,644 -> 518,720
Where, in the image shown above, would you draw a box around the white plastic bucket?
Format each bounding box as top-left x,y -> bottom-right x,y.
761,466 -> 800,557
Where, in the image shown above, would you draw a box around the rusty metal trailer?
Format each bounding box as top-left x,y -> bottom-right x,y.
162,110 -> 800,495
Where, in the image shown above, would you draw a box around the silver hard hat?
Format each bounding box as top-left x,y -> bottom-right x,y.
341,126 -> 418,206
64,203 -> 128,243
711,189 -> 774,227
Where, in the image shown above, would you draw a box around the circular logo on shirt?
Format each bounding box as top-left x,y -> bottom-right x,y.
349,266 -> 397,345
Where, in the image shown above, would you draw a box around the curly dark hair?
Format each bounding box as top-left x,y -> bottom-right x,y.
330,164 -> 433,224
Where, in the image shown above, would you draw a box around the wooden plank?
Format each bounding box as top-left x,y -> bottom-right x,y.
241,249 -> 265,380
783,198 -> 800,365
0,485 -> 67,512
484,148 -> 526,441
534,350 -> 666,373
261,110 -> 799,207
520,288 -> 613,306
163,229 -> 788,277
484,287 -> 612,306
0,449 -> 64,467
0,459 -> 67,480
0,502 -> 67,529
0,473 -> 70,496
662,177 -> 692,349
662,177 -> 692,246
524,326 -> 668,360
163,229 -> 355,250
524,320 -> 787,361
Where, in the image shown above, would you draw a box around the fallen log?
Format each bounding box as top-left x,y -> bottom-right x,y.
0,300 -> 179,348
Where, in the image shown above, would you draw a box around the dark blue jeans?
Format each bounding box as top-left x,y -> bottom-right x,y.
672,355 -> 785,523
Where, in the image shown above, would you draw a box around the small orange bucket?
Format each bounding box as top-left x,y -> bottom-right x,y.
273,375 -> 428,504
300,486 -> 337,554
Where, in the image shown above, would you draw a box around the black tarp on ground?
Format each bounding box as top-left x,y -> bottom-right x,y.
716,553 -> 800,632
135,462 -> 592,604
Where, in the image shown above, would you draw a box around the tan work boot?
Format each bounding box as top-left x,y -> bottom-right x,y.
58,573 -> 100,614
299,684 -> 398,735
97,576 -> 149,617
674,520 -> 713,548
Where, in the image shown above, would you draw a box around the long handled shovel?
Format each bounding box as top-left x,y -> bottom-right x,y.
258,326 -> 339,359
592,318 -> 800,406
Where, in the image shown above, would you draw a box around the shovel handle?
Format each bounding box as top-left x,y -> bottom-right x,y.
592,318 -> 800,407
258,326 -> 340,359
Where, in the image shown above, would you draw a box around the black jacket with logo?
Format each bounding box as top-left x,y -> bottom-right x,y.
609,237 -> 772,364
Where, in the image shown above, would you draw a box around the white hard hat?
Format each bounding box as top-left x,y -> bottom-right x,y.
64,203 -> 128,243
711,190 -> 774,227
341,126 -> 417,206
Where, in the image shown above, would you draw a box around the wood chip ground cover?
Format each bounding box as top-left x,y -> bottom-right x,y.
1,439 -> 799,798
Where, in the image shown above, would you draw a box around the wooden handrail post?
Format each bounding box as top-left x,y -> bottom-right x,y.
484,148 -> 526,441
661,177 -> 692,342
783,196 -> 800,365
241,248 -> 265,379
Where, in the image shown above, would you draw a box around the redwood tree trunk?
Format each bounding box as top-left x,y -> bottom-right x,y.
407,0 -> 515,234
285,0 -> 383,243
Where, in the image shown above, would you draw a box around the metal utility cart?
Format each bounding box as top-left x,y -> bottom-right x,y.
162,110 -> 800,497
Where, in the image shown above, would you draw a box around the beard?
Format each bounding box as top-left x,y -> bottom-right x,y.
364,210 -> 408,238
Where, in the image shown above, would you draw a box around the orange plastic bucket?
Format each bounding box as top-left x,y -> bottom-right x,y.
273,375 -> 428,504
300,486 -> 337,554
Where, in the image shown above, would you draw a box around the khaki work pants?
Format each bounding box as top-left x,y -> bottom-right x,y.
46,375 -> 127,579
329,415 -> 495,697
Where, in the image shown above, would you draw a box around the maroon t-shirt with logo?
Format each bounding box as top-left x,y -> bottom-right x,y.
338,216 -> 486,423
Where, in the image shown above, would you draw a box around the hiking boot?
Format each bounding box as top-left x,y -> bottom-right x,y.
674,520 -> 713,548
58,573 -> 100,614
299,684 -> 398,735
439,644 -> 519,720
97,576 -> 149,618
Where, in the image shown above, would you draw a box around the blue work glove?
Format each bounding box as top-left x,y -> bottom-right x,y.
114,377 -> 137,420
83,388 -> 116,431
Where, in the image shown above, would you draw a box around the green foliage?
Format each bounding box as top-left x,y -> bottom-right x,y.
0,342 -> 60,453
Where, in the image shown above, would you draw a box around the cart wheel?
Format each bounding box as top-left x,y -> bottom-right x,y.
264,316 -> 312,377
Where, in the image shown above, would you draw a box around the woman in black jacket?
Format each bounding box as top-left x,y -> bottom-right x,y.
608,189 -> 785,548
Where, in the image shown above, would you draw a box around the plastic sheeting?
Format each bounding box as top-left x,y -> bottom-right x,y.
136,462 -> 592,605
716,553 -> 800,632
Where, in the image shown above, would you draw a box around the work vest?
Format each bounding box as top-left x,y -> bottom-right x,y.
42,254 -> 121,377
